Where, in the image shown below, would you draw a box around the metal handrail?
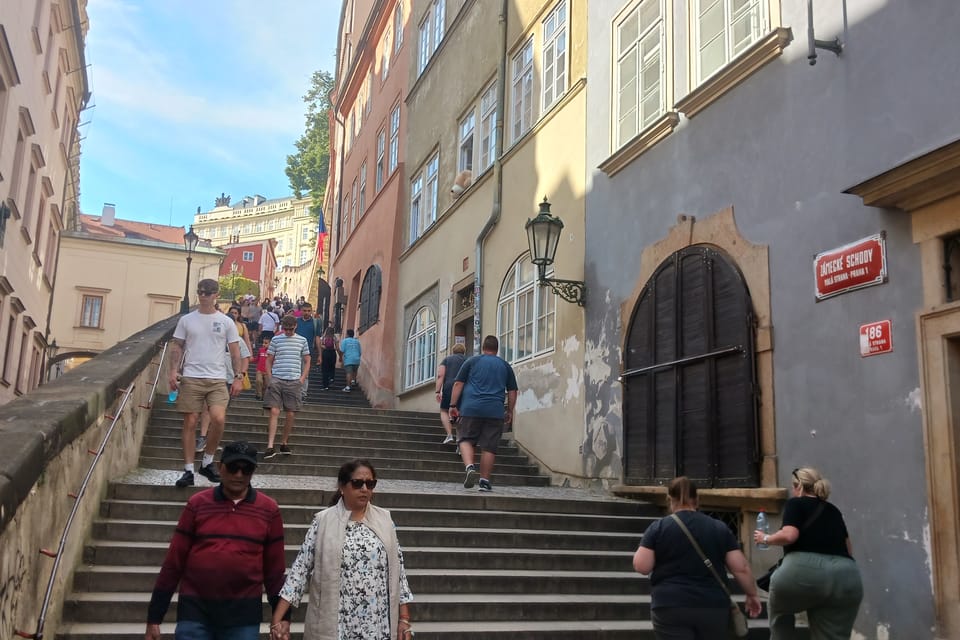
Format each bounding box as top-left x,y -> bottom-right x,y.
15,340 -> 170,640
139,340 -> 170,410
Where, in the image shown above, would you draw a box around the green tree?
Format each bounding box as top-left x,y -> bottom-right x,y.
286,69 -> 334,216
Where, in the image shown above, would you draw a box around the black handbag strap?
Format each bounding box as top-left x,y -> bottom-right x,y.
669,514 -> 737,604
800,501 -> 826,532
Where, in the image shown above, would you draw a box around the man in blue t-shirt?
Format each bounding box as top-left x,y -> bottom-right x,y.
338,329 -> 362,391
294,303 -> 320,400
449,335 -> 518,492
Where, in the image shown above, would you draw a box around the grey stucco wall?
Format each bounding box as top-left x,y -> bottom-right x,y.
584,1 -> 958,637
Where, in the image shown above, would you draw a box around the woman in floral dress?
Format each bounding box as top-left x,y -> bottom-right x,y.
270,460 -> 414,640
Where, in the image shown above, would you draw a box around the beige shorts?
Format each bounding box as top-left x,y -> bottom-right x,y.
176,377 -> 230,413
264,378 -> 303,412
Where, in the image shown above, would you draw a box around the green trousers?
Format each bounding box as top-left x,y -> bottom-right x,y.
769,551 -> 863,640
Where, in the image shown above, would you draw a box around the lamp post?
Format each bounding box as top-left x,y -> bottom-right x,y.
180,225 -> 199,313
226,260 -> 239,301
524,197 -> 587,306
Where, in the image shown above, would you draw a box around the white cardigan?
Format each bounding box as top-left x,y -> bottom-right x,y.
302,499 -> 403,640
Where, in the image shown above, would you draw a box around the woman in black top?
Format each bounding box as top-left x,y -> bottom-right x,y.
753,467 -> 863,639
634,477 -> 762,638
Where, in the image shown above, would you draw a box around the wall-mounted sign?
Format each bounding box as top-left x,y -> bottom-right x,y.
814,232 -> 887,301
860,319 -> 893,357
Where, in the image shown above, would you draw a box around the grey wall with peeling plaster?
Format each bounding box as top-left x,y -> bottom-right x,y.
582,1 -> 958,637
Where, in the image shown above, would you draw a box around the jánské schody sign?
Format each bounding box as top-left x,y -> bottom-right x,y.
814,232 -> 887,301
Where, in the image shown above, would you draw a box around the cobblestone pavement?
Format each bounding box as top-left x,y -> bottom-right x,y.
120,467 -> 636,503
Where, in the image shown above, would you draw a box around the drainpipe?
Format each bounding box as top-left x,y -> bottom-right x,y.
332,109 -> 347,279
472,0 -> 508,354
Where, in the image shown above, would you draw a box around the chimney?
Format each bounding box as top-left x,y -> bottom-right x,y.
102,203 -> 116,226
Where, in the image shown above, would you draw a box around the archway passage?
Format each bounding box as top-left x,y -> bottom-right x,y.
623,245 -> 758,487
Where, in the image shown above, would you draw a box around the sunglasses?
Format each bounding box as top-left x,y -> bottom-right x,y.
197,291 -> 217,297
348,478 -> 377,490
225,462 -> 255,475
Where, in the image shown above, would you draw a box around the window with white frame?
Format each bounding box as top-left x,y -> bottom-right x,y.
376,129 -> 386,190
497,254 -> 555,363
300,249 -> 309,264
301,226 -> 309,240
541,1 -> 568,110
365,70 -> 373,115
458,111 -> 475,173
615,0 -> 665,147
409,173 -> 423,245
351,179 -> 358,228
511,38 -> 534,142
242,251 -> 254,261
381,27 -> 392,81
478,83 -> 497,171
342,195 -> 350,238
394,1 -> 404,52
695,0 -> 767,83
389,104 -> 400,173
359,161 -> 367,217
405,306 -> 436,388
417,0 -> 445,74
425,153 -> 439,225
80,295 -> 103,328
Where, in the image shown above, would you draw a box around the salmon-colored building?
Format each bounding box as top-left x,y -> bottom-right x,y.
218,240 -> 278,300
327,0 -> 409,407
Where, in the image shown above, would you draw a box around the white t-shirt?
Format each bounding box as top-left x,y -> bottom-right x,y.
173,310 -> 241,379
259,310 -> 280,332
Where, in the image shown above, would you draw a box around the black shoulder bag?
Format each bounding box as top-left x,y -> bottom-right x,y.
670,514 -> 749,638
756,501 -> 826,591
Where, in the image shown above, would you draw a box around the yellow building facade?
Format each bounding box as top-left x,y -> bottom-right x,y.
398,0 -> 589,484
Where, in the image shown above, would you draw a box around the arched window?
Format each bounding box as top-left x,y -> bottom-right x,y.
358,265 -> 382,333
622,245 -> 758,487
497,254 -> 555,363
405,306 -> 436,388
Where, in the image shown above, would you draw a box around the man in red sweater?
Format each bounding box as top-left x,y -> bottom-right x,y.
145,441 -> 288,640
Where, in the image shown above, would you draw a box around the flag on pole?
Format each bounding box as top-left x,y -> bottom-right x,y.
316,212 -> 328,265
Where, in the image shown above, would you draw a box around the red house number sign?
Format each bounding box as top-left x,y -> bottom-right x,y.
859,320 -> 893,357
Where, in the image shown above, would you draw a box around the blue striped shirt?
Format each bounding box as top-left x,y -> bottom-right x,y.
267,333 -> 310,380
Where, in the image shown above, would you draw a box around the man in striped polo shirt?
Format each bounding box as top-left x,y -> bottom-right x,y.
263,314 -> 310,460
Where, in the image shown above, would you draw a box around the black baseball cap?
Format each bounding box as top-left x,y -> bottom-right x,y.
220,441 -> 258,466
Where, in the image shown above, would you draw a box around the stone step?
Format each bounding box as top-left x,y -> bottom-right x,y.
82,540 -> 635,572
98,499 -> 653,530
62,592 -> 651,623
72,566 -> 650,595
105,483 -> 652,517
149,410 -> 446,431
57,620 -> 776,640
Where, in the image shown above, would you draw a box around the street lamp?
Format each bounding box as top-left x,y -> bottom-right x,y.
524,197 -> 587,306
180,225 -> 200,313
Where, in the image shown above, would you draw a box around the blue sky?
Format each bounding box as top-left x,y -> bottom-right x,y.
79,0 -> 339,229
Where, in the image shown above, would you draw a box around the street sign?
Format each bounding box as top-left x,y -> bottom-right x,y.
860,320 -> 893,357
814,233 -> 887,301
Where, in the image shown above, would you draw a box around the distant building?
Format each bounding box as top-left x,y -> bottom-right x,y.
49,211 -> 222,376
0,0 -> 90,404
218,239 -> 278,301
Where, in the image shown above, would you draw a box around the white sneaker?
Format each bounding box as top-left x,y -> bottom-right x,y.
443,435 -> 455,445
343,386 -> 351,392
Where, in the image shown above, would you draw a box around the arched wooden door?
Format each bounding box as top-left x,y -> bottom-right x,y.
622,245 -> 759,487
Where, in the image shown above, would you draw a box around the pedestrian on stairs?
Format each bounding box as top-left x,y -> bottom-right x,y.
338,329 -> 361,391
294,302 -> 322,399
448,335 -> 518,493
167,279 -> 244,488
436,342 -> 467,444
146,441 -> 290,640
319,326 -> 338,390
263,314 -> 310,459
269,459 -> 414,640
633,476 -> 762,638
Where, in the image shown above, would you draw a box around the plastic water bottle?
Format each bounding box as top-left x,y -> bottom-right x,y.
168,389 -> 179,404
756,510 -> 769,549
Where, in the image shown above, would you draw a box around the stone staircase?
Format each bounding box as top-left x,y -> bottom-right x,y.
55,364 -> 774,639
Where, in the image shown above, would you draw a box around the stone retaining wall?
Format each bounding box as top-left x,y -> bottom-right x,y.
0,315 -> 177,640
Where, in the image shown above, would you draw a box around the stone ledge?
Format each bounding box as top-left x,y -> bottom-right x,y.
0,314 -> 178,532
611,485 -> 788,513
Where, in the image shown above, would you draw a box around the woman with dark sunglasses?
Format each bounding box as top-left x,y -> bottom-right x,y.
753,467 -> 862,639
270,460 -> 414,640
